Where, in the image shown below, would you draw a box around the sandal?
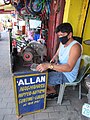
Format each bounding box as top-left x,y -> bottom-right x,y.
46,93 -> 58,99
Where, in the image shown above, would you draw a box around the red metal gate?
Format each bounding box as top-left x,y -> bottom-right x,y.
47,0 -> 65,59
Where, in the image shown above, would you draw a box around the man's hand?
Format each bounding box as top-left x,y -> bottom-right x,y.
36,63 -> 50,72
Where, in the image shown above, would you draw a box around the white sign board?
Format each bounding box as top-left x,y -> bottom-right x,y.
82,103 -> 90,118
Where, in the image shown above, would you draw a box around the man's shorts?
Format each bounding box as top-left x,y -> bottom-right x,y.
48,71 -> 69,86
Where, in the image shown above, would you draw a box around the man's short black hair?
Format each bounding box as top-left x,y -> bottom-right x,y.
55,22 -> 73,34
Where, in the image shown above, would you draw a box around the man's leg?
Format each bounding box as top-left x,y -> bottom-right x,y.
47,71 -> 61,95
47,71 -> 69,95
47,85 -> 56,94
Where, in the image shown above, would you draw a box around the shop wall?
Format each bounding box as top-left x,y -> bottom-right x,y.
63,0 -> 83,35
82,7 -> 90,56
63,0 -> 90,56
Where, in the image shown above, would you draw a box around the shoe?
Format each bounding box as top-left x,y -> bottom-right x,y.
46,93 -> 58,99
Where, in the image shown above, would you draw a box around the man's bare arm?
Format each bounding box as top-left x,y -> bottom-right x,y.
50,43 -> 61,63
51,43 -> 82,72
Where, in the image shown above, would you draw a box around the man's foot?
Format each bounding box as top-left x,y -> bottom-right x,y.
46,93 -> 58,99
16,115 -> 23,119
47,85 -> 56,95
47,90 -> 56,95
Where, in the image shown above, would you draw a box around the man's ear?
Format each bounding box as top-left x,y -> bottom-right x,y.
68,32 -> 72,39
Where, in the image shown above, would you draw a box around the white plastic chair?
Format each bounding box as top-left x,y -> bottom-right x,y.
57,55 -> 90,105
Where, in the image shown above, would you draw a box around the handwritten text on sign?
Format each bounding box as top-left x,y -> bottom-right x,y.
14,73 -> 47,115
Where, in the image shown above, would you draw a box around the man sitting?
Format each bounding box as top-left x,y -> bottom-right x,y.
36,22 -> 82,98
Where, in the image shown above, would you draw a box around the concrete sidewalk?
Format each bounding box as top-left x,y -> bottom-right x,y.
0,31 -> 88,120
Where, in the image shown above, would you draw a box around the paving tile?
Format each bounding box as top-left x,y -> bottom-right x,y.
0,98 -> 2,102
9,91 -> 14,97
0,92 -> 10,98
0,108 -> 12,115
46,99 -> 57,107
49,112 -> 60,119
61,100 -> 71,106
2,97 -> 15,103
0,115 -> 4,120
21,114 -> 34,120
34,119 -> 60,120
34,112 -> 49,120
65,111 -> 82,120
6,102 -> 15,108
53,105 -> 67,112
41,106 -> 54,112
11,108 -> 16,115
0,102 -> 7,108
0,87 -> 6,92
4,115 -> 19,120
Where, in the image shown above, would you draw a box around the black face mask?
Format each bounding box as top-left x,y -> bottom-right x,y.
59,34 -> 69,44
